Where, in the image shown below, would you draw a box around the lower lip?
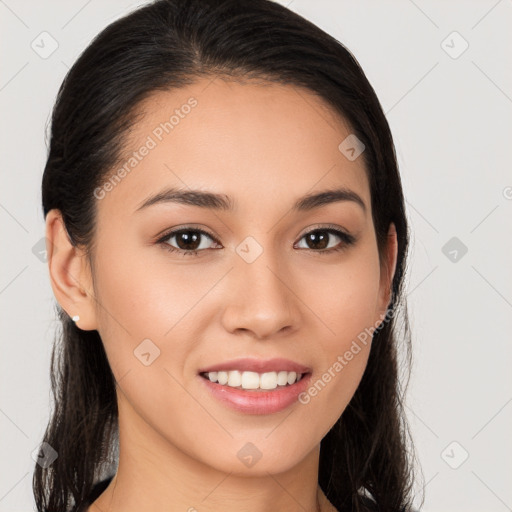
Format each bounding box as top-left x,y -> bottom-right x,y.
199,373 -> 312,415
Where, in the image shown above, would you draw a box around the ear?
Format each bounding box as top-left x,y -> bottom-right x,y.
45,209 -> 98,331
375,222 -> 398,328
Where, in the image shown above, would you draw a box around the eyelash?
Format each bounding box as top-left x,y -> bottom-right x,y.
156,224 -> 356,257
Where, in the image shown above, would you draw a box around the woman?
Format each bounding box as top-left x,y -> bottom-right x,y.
34,0 -> 417,510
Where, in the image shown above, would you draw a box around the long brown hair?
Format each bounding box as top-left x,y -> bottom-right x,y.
36,1 -> 418,510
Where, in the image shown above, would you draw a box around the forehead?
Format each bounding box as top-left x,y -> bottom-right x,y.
99,77 -> 370,218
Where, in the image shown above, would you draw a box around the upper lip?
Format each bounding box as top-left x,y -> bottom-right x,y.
198,358 -> 312,375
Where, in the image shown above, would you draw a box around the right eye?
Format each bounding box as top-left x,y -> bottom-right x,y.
156,227 -> 222,256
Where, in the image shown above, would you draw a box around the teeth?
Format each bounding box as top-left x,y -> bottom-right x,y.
217,371 -> 228,385
204,370 -> 304,390
227,370 -> 242,387
242,371 -> 260,389
277,371 -> 288,386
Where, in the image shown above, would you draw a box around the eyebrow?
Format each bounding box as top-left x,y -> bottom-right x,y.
134,186 -> 366,214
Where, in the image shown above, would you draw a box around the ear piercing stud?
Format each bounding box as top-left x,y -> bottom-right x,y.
72,315 -> 80,322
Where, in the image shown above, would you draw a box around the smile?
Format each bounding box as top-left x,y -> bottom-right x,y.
201,370 -> 306,390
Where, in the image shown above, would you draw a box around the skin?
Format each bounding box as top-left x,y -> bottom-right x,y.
46,77 -> 397,512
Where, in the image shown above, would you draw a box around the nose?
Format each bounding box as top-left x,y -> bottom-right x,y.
220,249 -> 300,340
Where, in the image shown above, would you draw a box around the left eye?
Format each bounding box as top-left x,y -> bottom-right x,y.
157,226 -> 355,256
295,228 -> 352,251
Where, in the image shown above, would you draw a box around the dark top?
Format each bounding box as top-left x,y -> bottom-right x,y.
76,476 -> 113,511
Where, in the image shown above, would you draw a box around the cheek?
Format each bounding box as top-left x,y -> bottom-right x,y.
298,249 -> 380,417
90,245 -> 207,438
90,241 -> 224,392
304,249 -> 381,346
92,240 -> 210,340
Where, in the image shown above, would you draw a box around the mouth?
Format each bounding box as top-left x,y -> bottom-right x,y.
197,358 -> 313,414
199,370 -> 309,391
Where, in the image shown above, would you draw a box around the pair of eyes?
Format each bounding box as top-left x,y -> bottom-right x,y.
156,225 -> 357,257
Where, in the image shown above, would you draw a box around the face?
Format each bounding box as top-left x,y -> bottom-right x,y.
61,78 -> 396,476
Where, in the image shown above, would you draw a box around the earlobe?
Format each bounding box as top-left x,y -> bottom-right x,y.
45,210 -> 98,331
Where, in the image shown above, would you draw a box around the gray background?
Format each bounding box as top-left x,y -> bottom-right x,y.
1,1 -> 511,510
